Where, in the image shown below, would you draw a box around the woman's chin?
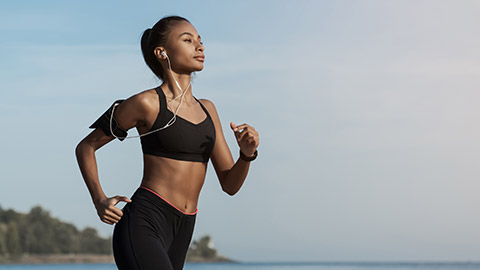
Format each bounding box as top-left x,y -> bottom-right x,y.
192,65 -> 204,72
180,64 -> 204,74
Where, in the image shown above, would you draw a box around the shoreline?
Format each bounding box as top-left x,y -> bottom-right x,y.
0,254 -> 114,264
2,257 -> 480,266
0,254 -> 236,264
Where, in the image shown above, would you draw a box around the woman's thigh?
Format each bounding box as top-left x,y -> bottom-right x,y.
168,216 -> 196,269
112,188 -> 197,270
113,201 -> 175,270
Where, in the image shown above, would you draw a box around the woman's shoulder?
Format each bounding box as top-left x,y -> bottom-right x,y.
120,88 -> 159,114
132,88 -> 158,101
197,98 -> 216,111
197,98 -> 220,120
112,89 -> 159,117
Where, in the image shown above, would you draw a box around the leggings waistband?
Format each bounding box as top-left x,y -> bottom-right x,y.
138,186 -> 198,216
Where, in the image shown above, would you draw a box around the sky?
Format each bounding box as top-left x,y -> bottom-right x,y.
1,0 -> 480,263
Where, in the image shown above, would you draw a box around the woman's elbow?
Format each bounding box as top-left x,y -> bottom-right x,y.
75,139 -> 93,159
222,186 -> 238,196
75,141 -> 83,157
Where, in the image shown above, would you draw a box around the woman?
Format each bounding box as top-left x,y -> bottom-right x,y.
75,16 -> 259,270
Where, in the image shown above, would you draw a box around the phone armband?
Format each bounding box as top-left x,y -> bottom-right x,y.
89,99 -> 128,141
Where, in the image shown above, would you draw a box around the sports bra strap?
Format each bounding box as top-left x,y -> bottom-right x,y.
154,87 -> 167,125
193,97 -> 212,120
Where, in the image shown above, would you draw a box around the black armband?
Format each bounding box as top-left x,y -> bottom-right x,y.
89,100 -> 128,141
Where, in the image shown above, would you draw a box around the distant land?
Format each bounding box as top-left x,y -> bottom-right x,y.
0,205 -> 233,264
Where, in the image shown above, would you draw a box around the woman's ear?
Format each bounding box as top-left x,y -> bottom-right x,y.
154,47 -> 166,59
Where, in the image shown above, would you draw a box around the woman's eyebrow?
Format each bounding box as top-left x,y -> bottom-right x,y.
178,32 -> 201,39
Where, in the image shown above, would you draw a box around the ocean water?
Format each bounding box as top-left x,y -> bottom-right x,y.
0,262 -> 480,270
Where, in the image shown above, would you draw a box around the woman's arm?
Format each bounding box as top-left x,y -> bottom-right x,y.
76,129 -> 127,224
75,92 -> 155,224
200,99 -> 260,196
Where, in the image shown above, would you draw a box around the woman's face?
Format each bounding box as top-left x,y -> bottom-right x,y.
161,21 -> 205,74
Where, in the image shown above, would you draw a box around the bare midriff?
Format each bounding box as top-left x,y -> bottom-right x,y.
140,154 -> 208,214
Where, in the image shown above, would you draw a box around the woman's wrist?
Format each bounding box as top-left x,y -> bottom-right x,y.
239,149 -> 258,162
92,193 -> 107,205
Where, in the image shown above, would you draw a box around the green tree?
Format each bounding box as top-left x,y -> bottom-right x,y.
187,235 -> 217,259
54,222 -> 80,253
0,206 -> 112,256
27,206 -> 56,253
0,223 -> 7,255
6,222 -> 22,256
79,227 -> 111,254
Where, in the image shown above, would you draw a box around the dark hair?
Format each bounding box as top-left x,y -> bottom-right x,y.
141,16 -> 190,80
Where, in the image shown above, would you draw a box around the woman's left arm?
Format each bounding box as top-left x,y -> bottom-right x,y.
200,99 -> 260,196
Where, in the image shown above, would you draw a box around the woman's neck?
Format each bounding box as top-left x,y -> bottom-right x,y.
162,72 -> 192,101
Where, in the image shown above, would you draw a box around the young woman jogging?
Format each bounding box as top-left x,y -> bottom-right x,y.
75,16 -> 260,270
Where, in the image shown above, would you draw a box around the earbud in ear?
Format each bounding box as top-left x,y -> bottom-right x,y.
161,51 -> 167,57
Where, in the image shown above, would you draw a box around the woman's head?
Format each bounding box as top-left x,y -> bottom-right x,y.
141,16 -> 205,80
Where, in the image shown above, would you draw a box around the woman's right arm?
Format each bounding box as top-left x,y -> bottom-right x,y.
75,92 -> 155,224
75,129 -> 130,225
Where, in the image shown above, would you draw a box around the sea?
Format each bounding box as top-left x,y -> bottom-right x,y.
0,262 -> 480,270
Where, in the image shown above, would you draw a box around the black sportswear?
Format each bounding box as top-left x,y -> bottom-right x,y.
89,87 -> 216,269
89,100 -> 128,140
113,187 -> 196,270
89,87 -> 216,162
140,87 -> 216,163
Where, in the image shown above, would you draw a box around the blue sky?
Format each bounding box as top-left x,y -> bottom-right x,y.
1,0 -> 480,262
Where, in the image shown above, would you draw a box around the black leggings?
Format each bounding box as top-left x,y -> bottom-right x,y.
113,187 -> 197,270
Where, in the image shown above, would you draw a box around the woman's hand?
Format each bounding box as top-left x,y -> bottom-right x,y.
230,122 -> 259,157
94,195 -> 132,225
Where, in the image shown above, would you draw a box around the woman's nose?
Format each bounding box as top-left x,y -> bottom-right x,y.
196,41 -> 204,52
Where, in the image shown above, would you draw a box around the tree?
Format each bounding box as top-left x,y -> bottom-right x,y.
187,235 -> 217,259
0,223 -> 7,255
0,206 -> 112,257
79,227 -> 111,254
6,222 -> 22,256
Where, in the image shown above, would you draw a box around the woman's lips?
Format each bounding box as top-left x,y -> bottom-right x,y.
194,56 -> 205,62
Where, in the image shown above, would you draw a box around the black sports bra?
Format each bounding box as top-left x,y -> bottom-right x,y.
140,87 -> 216,163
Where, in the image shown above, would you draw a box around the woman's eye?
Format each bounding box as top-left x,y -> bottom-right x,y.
185,39 -> 192,43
